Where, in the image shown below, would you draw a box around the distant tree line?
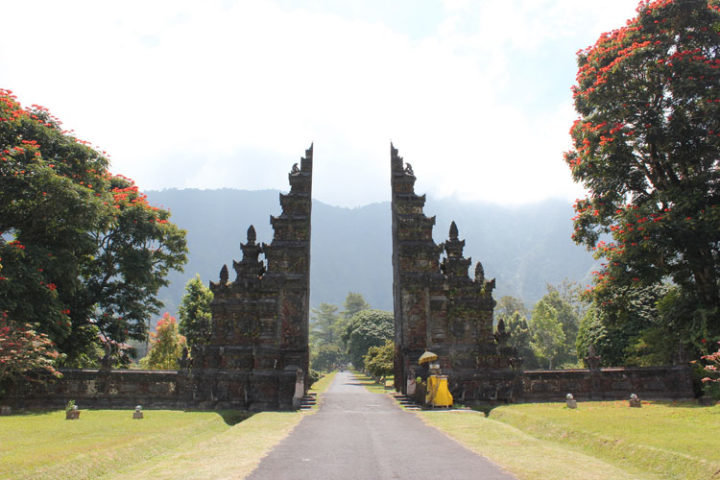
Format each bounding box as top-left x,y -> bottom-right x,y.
309,292 -> 393,376
495,281 -> 586,370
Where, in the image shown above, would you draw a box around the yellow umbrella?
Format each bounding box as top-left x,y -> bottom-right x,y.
418,351 -> 438,365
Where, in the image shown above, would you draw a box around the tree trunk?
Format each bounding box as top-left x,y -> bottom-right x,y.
687,245 -> 719,307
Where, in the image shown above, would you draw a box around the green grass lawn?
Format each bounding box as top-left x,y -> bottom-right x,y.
351,372 -> 394,393
6,373 -> 714,480
421,400 -> 720,480
0,409 -> 244,480
309,370 -> 336,399
0,372 -> 336,480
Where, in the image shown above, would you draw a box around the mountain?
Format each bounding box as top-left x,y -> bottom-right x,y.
146,189 -> 597,317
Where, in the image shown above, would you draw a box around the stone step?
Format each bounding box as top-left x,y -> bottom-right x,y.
393,394 -> 422,410
298,393 -> 317,410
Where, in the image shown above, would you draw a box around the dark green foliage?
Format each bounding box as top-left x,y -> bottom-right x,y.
513,284 -> 584,369
81,176 -> 187,359
505,311 -> 539,369
541,287 -> 582,366
495,296 -> 539,368
311,343 -> 346,372
364,340 -> 394,379
529,300 -> 565,369
310,303 -> 343,346
0,90 -> 187,364
178,274 -> 213,350
343,309 -> 393,368
576,305 -> 627,367
575,285 -> 687,366
577,305 -> 606,363
308,369 -> 321,389
309,302 -> 349,372
566,0 -> 720,359
656,288 -> 719,356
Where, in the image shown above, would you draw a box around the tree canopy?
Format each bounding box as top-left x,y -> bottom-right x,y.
504,311 -> 539,369
0,89 -> 187,365
309,293 -> 375,372
541,287 -> 582,366
565,0 -> 720,355
140,313 -> 187,370
309,302 -> 348,372
364,341 -> 394,379
178,274 -> 213,351
341,292 -> 370,319
495,296 -> 529,321
529,300 -> 566,370
343,309 -> 393,368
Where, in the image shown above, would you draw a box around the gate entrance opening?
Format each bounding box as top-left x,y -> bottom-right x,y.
193,143 -> 517,409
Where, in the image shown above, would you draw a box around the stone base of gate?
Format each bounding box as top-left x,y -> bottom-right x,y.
190,368 -> 298,410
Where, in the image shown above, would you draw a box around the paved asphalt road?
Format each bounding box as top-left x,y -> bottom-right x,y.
247,371 -> 517,480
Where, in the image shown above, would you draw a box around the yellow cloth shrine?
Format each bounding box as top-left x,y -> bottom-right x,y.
425,374 -> 453,407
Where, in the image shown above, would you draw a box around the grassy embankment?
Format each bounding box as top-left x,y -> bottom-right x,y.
0,371 -> 336,480
421,400 -> 720,480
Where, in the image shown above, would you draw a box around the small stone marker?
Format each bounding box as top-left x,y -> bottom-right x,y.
629,393 -> 642,408
0,406 -> 11,416
133,405 -> 144,419
66,405 -> 80,420
566,393 -> 577,409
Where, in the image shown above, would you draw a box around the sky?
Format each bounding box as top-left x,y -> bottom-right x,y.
0,0 -> 640,208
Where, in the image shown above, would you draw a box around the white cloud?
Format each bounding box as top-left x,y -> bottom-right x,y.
0,0 -> 638,207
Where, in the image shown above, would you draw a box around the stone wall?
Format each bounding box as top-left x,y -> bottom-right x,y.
5,369 -> 188,409
518,365 -> 693,402
411,365 -> 693,404
8,364 -> 692,410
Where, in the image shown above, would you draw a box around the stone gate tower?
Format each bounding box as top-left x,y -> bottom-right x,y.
192,145 -> 313,410
390,144 -> 517,402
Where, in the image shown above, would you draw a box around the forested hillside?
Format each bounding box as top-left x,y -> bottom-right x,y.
146,189 -> 597,316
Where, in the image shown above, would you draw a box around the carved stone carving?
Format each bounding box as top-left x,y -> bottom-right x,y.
474,262 -> 485,284
585,344 -> 602,371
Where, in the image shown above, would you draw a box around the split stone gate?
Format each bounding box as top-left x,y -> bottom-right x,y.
8,144 -> 693,410
191,143 -> 525,408
188,143 -> 690,409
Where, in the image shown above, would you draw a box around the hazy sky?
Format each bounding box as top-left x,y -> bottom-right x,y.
1,0 -> 639,207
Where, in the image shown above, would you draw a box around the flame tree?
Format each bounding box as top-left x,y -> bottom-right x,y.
565,0 -> 720,361
0,89 -> 187,365
140,313 -> 187,370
